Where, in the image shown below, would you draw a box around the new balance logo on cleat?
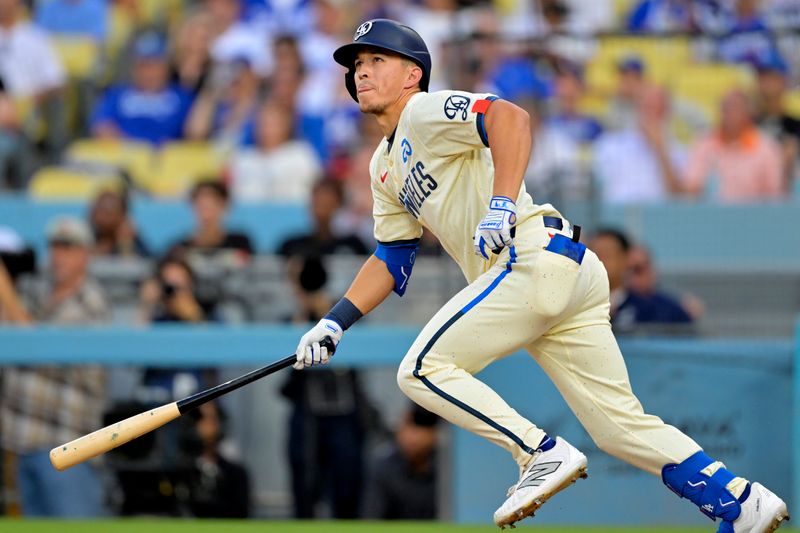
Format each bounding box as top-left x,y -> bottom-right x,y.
517,462 -> 562,490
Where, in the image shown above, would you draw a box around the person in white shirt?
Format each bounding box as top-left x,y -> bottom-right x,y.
229,98 -> 322,202
593,84 -> 686,204
0,0 -> 65,99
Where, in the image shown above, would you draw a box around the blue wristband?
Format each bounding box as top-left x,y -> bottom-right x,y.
324,297 -> 363,331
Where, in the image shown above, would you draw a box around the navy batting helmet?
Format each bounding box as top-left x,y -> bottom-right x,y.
333,19 -> 431,102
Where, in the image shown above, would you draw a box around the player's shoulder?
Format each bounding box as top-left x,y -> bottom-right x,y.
405,90 -> 499,124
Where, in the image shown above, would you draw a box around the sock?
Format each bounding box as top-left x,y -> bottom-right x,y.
537,434 -> 556,452
700,461 -> 749,500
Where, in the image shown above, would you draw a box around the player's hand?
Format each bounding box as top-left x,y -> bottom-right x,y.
294,318 -> 343,370
474,196 -> 517,259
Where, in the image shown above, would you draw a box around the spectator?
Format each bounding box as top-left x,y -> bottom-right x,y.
277,179 -> 368,257
684,88 -> 784,201
521,98 -> 586,204
90,32 -> 194,145
363,403 -> 440,520
626,245 -> 703,323
589,229 -> 695,333
0,0 -> 66,99
605,55 -> 647,131
295,0 -> 361,164
0,216 -> 110,517
626,0 -> 724,33
228,98 -> 322,202
267,35 -> 305,111
716,0 -> 778,66
176,401 -> 250,518
752,52 -> 800,192
184,57 -> 260,151
206,0 -> 272,78
280,255 -> 372,519
137,253 -> 215,403
546,63 -> 604,145
170,11 -> 214,95
89,189 -> 149,257
170,179 -> 254,265
0,255 -> 28,322
593,84 -> 686,204
35,0 -> 108,42
139,254 -> 206,325
0,75 -> 33,190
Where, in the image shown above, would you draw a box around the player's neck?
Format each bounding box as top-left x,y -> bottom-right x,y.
374,89 -> 421,138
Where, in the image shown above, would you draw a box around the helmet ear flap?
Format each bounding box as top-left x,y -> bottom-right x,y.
345,68 -> 358,102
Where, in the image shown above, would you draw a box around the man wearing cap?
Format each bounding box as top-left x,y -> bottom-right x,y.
91,32 -> 195,145
752,52 -> 800,193
291,18 -> 789,531
0,216 -> 110,517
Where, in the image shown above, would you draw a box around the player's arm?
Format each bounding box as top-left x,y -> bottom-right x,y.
344,254 -> 399,315
474,99 -> 531,258
292,244 -> 417,370
484,99 -> 532,200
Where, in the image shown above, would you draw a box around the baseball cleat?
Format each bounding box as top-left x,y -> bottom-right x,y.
730,482 -> 789,533
493,436 -> 588,529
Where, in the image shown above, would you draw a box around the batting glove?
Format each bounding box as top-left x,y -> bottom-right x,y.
294,318 -> 343,370
474,196 -> 517,259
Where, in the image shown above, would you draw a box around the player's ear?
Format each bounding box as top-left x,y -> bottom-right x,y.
404,64 -> 423,90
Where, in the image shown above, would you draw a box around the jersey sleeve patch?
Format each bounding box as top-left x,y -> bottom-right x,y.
474,96 -> 499,147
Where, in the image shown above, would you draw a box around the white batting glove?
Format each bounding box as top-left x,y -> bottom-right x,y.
294,318 -> 343,370
474,196 -> 517,259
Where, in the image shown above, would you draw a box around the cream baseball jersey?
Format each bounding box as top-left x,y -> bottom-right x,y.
369,90 -> 561,283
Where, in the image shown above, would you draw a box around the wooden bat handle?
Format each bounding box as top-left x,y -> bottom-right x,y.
49,402 -> 181,471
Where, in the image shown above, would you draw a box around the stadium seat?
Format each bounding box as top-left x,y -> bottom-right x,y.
51,37 -> 100,79
148,141 -> 224,197
671,64 -> 753,123
29,166 -> 120,200
66,139 -> 155,188
785,90 -> 800,118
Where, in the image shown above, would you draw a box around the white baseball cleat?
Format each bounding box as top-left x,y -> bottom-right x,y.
493,437 -> 587,529
731,482 -> 789,533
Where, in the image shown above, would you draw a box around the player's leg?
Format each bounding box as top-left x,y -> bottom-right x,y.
396,248 -> 552,469
528,250 -> 788,532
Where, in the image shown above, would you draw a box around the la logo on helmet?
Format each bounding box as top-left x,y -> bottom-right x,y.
355,21 -> 373,40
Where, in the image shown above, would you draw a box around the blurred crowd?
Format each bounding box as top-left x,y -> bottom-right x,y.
1,0 -> 799,521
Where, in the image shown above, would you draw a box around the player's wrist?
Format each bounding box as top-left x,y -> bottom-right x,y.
490,196 -> 516,212
324,297 -> 363,331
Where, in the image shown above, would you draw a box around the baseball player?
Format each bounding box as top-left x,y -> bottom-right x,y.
293,19 -> 789,532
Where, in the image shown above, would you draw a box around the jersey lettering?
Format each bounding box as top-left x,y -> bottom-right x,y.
397,160 -> 439,218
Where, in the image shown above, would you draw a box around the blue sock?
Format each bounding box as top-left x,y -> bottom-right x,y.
537,434 -> 556,452
738,483 -> 751,504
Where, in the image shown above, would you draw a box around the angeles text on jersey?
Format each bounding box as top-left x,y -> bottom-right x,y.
397,160 -> 437,218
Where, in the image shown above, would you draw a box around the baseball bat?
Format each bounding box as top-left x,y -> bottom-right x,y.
50,337 -> 335,471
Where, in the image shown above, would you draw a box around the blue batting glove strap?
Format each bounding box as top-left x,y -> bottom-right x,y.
489,196 -> 516,213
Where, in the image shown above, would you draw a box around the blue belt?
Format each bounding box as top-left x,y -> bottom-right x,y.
543,216 -> 581,243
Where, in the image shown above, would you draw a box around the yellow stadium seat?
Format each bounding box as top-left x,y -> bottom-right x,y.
139,0 -> 185,28
29,166 -> 119,200
66,139 -> 155,188
52,37 -> 100,79
671,64 -> 753,123
106,4 -> 135,63
785,91 -> 800,118
594,36 -> 692,67
148,141 -> 224,197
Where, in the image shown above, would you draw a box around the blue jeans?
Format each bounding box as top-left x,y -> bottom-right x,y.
16,450 -> 104,517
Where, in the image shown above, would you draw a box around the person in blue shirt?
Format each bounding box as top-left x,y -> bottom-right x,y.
90,33 -> 194,145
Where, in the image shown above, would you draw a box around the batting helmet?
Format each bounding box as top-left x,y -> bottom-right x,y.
333,19 -> 431,102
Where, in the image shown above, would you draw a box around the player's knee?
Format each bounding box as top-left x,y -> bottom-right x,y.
396,356 -> 418,397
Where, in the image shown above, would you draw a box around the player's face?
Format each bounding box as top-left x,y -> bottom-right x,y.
354,50 -> 414,114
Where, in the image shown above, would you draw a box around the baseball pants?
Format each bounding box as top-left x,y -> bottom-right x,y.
396,216 -> 702,474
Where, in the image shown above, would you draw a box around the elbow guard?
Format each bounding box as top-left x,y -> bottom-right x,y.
374,240 -> 419,296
